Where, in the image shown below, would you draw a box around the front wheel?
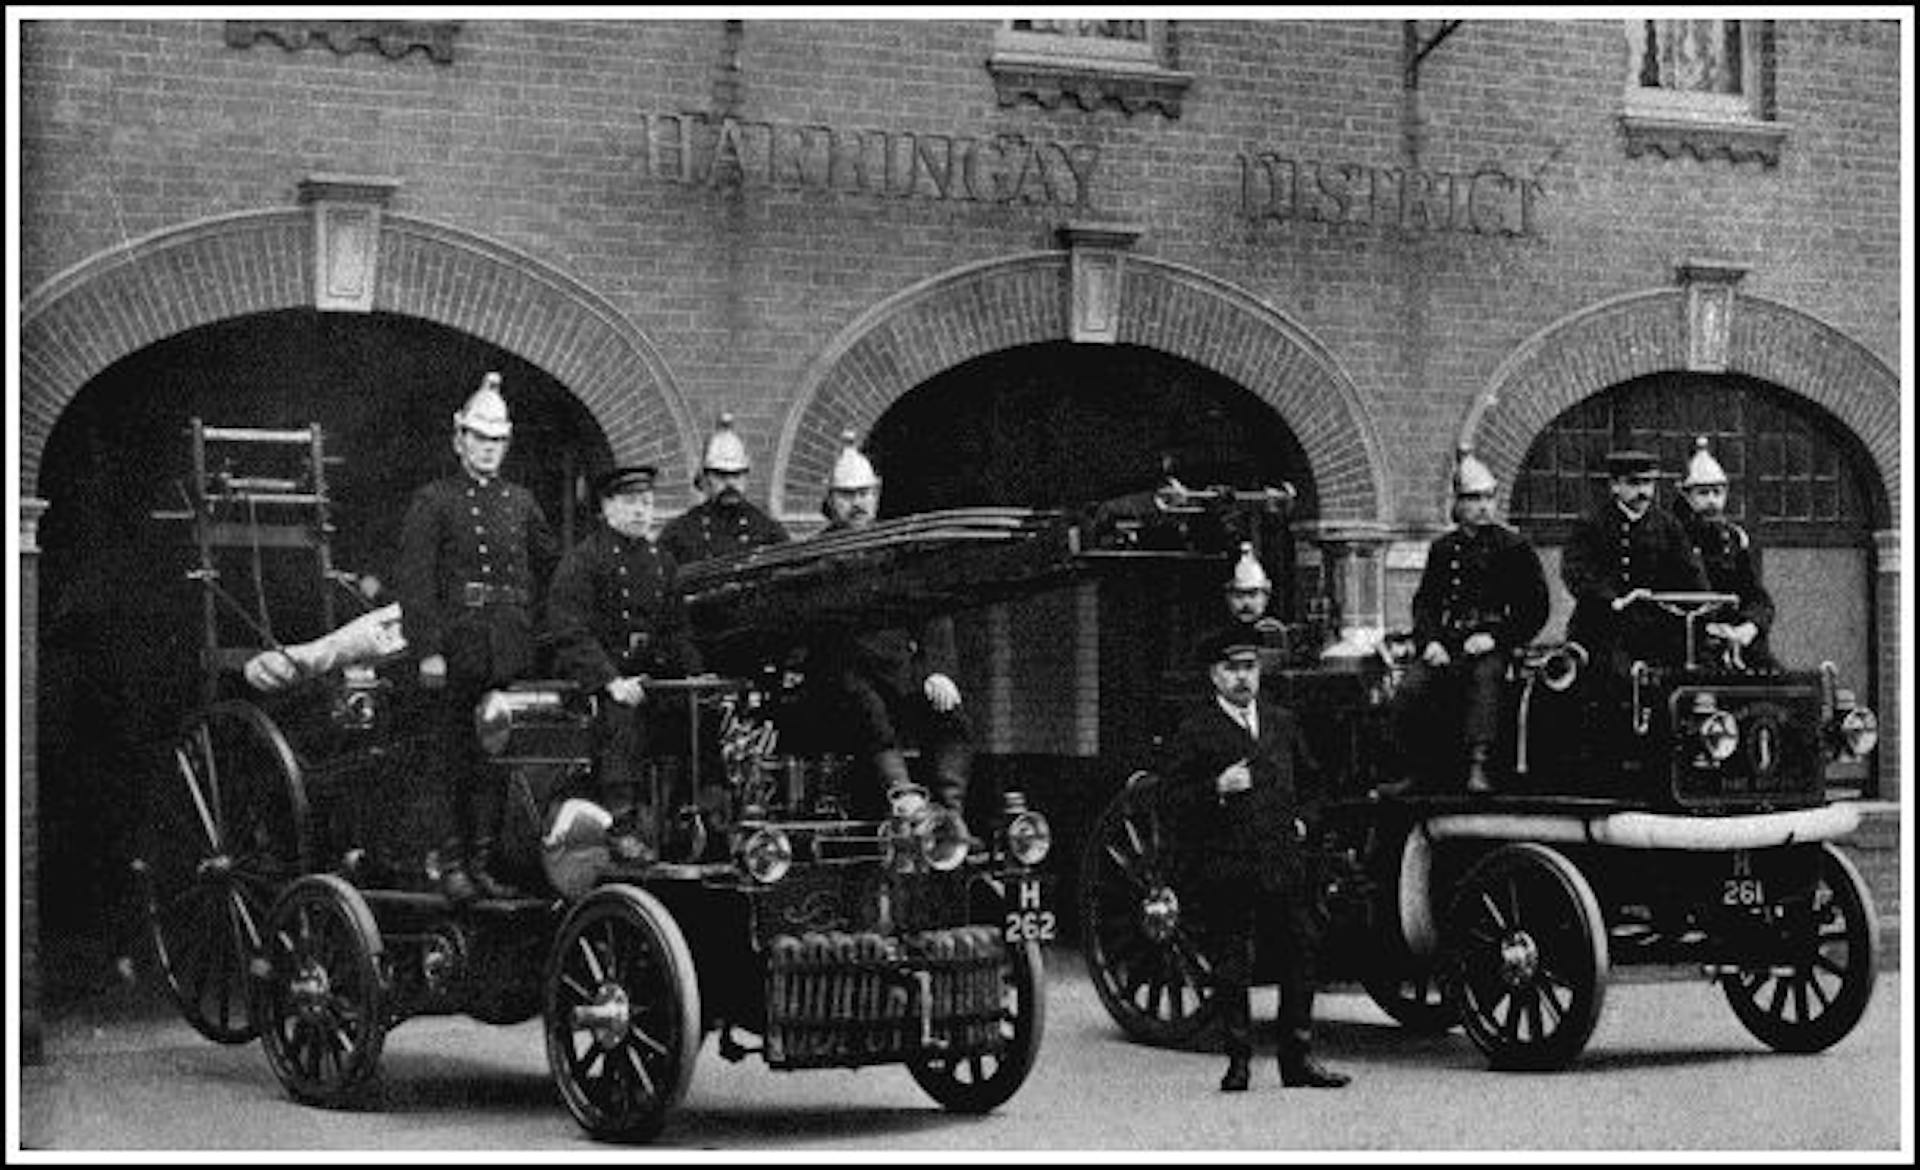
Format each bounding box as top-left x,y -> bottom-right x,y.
254,875 -> 387,1107
1722,843 -> 1879,1053
908,938 -> 1045,1113
1445,843 -> 1608,1071
544,884 -> 701,1143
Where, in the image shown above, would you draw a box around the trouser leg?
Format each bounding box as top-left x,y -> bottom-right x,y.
1206,883 -> 1258,1060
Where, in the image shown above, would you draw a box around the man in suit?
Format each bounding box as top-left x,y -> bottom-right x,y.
1385,450 -> 1549,795
805,429 -> 972,817
545,464 -> 706,862
1163,626 -> 1350,1092
395,372 -> 560,903
1674,436 -> 1776,671
657,412 -> 790,566
1562,448 -> 1711,679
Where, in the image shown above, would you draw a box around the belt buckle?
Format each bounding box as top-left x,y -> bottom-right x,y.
463,582 -> 488,607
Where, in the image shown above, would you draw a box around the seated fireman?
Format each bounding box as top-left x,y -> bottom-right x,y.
1673,436 -> 1776,671
545,464 -> 705,861
1383,450 -> 1548,796
803,429 -> 972,818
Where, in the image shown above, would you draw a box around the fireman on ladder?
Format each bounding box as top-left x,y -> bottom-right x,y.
800,429 -> 973,818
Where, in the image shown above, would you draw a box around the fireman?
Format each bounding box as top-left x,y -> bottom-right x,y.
658,411 -> 790,566
1674,436 -> 1775,671
545,464 -> 705,864
804,429 -> 972,816
1382,450 -> 1549,795
395,372 -> 560,904
1209,541 -> 1292,675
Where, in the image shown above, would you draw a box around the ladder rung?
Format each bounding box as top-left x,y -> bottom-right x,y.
200,523 -> 326,549
205,491 -> 328,507
200,425 -> 319,444
216,476 -> 303,493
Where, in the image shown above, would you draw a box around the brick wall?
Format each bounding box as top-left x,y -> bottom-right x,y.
19,19 -> 1903,516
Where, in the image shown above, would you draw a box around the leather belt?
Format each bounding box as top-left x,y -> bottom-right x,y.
460,581 -> 529,607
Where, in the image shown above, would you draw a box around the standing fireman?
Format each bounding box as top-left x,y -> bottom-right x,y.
546,465 -> 705,861
658,412 -> 790,566
1219,541 -> 1292,674
1674,436 -> 1776,671
1164,627 -> 1349,1092
1386,450 -> 1549,795
395,372 -> 560,904
807,430 -> 972,816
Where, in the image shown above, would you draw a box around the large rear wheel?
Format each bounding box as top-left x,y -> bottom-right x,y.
1077,773 -> 1222,1048
1722,843 -> 1879,1053
137,701 -> 311,1044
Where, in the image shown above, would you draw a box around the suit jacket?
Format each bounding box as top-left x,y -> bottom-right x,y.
1161,698 -> 1323,891
1412,522 -> 1550,655
544,524 -> 703,691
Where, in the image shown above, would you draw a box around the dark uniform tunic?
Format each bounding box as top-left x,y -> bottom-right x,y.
1678,508 -> 1776,670
1396,522 -> 1550,768
546,526 -> 703,690
395,471 -> 560,857
1162,698 -> 1328,1060
799,518 -> 972,815
657,496 -> 790,566
545,525 -> 705,811
1562,501 -> 1710,673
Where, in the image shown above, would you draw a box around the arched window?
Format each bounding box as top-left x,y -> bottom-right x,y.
1508,372 -> 1877,544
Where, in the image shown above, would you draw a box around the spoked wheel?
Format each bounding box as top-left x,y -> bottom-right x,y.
909,938 -> 1046,1113
254,874 -> 387,1107
1445,843 -> 1608,1071
545,884 -> 701,1143
1078,773 -> 1222,1048
1722,842 -> 1879,1053
138,700 -> 312,1044
1358,823 -> 1459,1034
1361,946 -> 1459,1035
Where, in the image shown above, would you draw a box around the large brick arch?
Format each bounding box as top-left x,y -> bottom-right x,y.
771,253 -> 1388,522
18,209 -> 693,494
1460,289 -> 1900,524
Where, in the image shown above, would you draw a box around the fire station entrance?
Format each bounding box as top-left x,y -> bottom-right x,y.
1508,370 -> 1887,794
33,308 -> 608,998
867,340 -> 1318,917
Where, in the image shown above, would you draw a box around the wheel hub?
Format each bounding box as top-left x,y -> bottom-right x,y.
289,960 -> 333,1021
572,985 -> 632,1050
196,854 -> 234,879
1140,885 -> 1181,943
1497,931 -> 1540,987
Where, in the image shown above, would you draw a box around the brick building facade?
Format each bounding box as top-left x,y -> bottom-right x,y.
12,17 -> 1907,1058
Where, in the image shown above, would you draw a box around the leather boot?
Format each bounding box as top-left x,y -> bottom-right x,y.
467,837 -> 521,901
872,749 -> 915,800
1465,742 -> 1495,796
1219,1051 -> 1251,1092
1279,1036 -> 1351,1088
437,841 -> 479,906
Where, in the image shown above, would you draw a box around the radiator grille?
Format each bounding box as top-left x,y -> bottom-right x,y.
764,926 -> 1008,1069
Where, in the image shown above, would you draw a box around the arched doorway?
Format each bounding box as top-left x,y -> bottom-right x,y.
1507,370 -> 1886,793
866,342 -> 1317,929
33,309 -> 608,1001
